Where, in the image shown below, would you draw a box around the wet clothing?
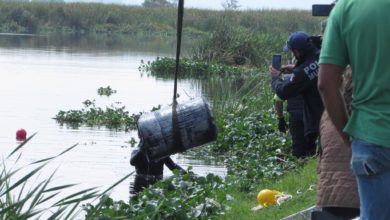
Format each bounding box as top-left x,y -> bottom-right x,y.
130,146 -> 184,194
272,47 -> 323,137
130,147 -> 181,176
131,174 -> 162,195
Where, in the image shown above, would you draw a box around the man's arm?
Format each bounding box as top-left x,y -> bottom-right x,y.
130,147 -> 145,166
164,157 -> 186,173
270,66 -> 313,100
318,63 -> 350,145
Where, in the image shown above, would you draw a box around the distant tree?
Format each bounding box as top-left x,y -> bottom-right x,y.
222,0 -> 240,10
0,0 -> 29,2
30,0 -> 65,2
142,0 -> 176,8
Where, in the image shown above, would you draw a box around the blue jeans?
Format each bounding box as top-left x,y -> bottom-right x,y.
351,139 -> 390,220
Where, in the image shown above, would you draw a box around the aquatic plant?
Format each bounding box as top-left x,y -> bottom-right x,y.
55,99 -> 138,131
97,86 -> 117,96
219,111 -> 301,192
139,54 -> 301,190
139,57 -> 259,79
84,169 -> 229,219
205,71 -> 301,192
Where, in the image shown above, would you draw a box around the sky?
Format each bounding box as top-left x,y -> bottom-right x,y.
65,0 -> 334,10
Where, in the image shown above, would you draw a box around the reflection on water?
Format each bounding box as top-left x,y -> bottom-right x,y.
0,33 -> 199,55
0,34 -> 225,201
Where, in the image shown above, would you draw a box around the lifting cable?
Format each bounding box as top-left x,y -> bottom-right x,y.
172,0 -> 185,152
173,0 -> 184,105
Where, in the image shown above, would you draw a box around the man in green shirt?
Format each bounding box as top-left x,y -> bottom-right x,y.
318,0 -> 390,219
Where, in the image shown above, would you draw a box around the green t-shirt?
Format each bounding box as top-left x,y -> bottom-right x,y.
320,0 -> 390,147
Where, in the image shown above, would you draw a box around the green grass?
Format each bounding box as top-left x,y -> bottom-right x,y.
0,134 -> 134,220
0,1 -> 322,35
222,159 -> 317,220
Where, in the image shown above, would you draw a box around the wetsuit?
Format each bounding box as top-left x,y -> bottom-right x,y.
130,146 -> 184,194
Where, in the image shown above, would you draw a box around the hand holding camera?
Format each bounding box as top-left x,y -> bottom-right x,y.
269,66 -> 281,77
280,64 -> 294,73
269,64 -> 295,77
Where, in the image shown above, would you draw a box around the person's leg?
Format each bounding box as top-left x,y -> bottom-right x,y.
130,174 -> 160,195
305,132 -> 318,157
289,111 -> 305,157
131,174 -> 149,195
351,139 -> 390,220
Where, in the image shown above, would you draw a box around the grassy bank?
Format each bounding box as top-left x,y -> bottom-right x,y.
105,50 -> 318,219
0,1 -> 322,35
223,159 -> 317,220
0,2 -> 325,219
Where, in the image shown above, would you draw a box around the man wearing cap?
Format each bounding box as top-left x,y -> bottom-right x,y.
269,31 -> 324,157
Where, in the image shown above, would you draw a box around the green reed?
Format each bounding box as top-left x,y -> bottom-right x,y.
0,1 -> 322,36
0,134 -> 133,220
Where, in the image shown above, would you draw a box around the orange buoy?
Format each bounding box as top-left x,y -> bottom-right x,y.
16,128 -> 27,141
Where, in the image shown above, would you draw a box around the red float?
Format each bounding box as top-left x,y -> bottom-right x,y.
16,128 -> 27,141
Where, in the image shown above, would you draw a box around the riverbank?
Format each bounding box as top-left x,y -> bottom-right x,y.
0,2 -> 324,219
48,55 -> 318,219
76,59 -> 318,219
0,1 -> 321,36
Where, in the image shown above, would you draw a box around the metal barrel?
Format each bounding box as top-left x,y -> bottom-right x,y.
137,97 -> 217,161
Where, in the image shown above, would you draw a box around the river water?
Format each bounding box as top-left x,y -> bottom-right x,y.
0,34 -> 226,202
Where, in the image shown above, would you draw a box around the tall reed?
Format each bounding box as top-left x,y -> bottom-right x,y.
0,1 -> 323,35
0,133 -> 133,220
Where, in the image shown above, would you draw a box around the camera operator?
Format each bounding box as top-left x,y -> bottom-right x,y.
269,31 -> 324,157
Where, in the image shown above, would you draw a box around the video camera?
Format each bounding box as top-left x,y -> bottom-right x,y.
271,3 -> 335,59
312,4 -> 335,17
310,3 -> 336,49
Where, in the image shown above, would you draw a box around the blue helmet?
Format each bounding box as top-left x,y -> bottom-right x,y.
283,31 -> 310,52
